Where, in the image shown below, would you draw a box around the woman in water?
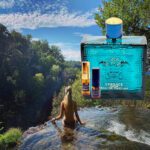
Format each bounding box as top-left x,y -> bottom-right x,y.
51,86 -> 85,128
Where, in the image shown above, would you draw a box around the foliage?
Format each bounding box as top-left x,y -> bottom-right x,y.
33,73 -> 45,87
95,0 -> 150,37
0,24 -> 80,130
0,128 -> 22,149
145,75 -> 150,91
63,61 -> 81,85
51,86 -> 66,116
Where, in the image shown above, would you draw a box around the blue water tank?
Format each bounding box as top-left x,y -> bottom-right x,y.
106,17 -> 123,39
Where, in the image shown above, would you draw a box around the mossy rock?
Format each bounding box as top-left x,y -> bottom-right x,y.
100,129 -> 110,134
107,134 -> 127,141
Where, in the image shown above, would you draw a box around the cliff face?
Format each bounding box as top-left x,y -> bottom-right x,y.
19,107 -> 150,150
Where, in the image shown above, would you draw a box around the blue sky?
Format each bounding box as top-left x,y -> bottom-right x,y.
0,0 -> 103,60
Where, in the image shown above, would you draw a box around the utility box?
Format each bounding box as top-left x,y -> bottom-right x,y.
81,36 -> 147,99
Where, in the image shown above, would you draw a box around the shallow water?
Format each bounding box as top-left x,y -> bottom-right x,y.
108,107 -> 150,145
19,106 -> 150,150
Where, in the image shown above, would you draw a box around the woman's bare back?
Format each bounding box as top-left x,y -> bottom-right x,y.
62,100 -> 77,123
51,86 -> 85,128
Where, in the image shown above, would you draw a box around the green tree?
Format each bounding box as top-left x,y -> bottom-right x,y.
95,0 -> 150,37
49,45 -> 64,63
0,24 -> 81,130
51,65 -> 60,75
33,73 -> 44,86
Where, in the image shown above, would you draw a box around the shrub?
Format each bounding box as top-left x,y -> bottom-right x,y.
0,128 -> 22,149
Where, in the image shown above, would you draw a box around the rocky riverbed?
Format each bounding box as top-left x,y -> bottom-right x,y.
19,106 -> 150,150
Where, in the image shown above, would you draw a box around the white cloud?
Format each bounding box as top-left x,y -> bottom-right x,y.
0,0 -> 15,9
49,42 -> 79,47
0,8 -> 96,30
49,42 -> 80,61
62,49 -> 80,61
74,32 -> 94,38
31,37 -> 40,41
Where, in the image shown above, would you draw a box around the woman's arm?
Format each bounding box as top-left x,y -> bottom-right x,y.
51,102 -> 64,123
74,102 -> 85,125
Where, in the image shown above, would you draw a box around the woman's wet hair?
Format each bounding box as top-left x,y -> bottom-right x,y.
65,86 -> 72,95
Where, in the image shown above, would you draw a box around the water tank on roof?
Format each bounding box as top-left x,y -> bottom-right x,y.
106,17 -> 123,39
